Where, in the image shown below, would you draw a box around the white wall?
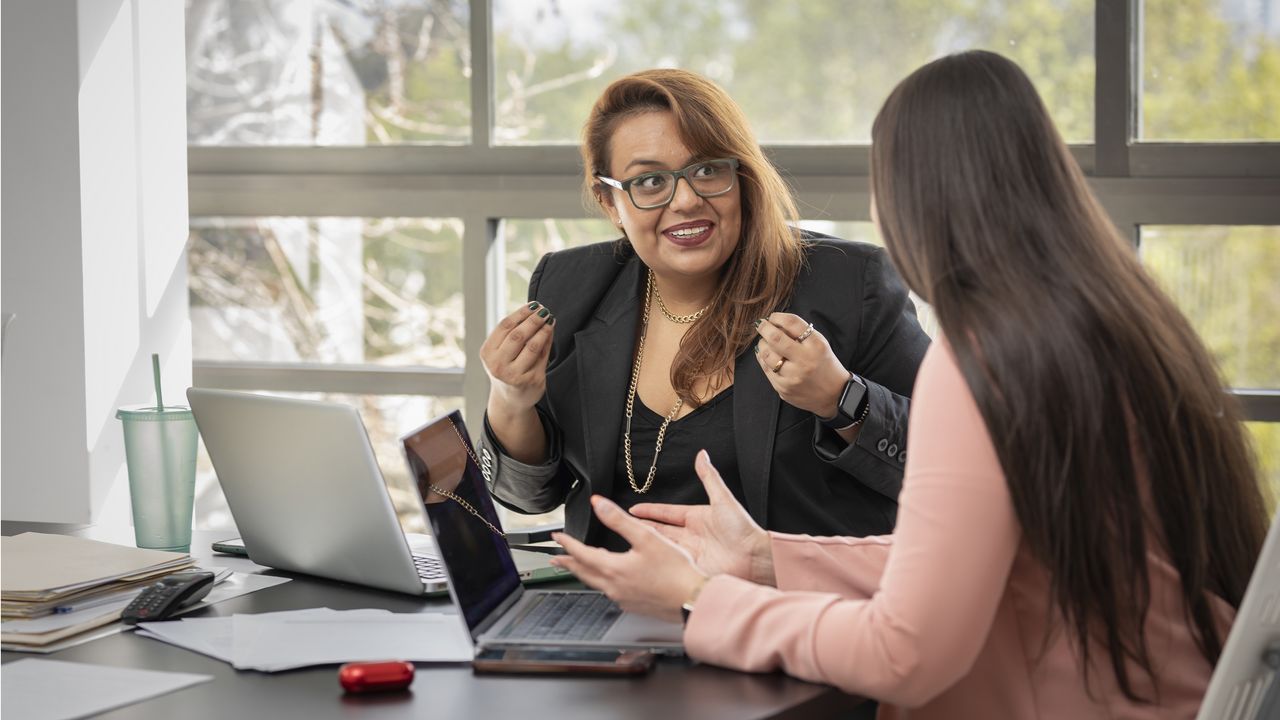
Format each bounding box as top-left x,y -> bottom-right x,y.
2,0 -> 190,524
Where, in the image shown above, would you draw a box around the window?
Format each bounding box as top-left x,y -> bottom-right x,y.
493,0 -> 1095,145
500,218 -> 613,310
1139,226 -> 1280,389
1140,0 -> 1280,141
190,216 -> 465,368
189,1 -> 1280,531
186,0 -> 471,146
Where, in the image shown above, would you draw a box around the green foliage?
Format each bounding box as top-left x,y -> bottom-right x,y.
1143,0 -> 1280,140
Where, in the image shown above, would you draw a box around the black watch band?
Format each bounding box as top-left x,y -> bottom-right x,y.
819,373 -> 869,430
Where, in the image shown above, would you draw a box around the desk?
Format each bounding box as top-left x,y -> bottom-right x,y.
1,523 -> 864,720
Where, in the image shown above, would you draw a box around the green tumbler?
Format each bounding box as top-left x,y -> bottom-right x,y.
116,405 -> 199,553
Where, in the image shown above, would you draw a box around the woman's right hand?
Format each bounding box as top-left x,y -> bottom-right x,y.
480,302 -> 555,413
630,450 -> 776,586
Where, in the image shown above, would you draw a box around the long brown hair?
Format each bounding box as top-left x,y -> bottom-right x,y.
582,69 -> 805,405
871,50 -> 1268,701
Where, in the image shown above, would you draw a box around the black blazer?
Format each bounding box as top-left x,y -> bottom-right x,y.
478,232 -> 931,545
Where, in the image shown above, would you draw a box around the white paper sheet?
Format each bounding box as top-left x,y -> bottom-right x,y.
139,607 -> 472,671
137,607 -> 382,664
232,610 -> 472,670
0,659 -> 212,720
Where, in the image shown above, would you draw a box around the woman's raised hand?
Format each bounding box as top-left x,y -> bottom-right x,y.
480,302 -> 555,413
754,312 -> 850,421
630,451 -> 775,586
551,496 -> 709,624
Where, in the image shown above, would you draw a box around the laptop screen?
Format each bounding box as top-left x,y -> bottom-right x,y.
401,411 -> 520,636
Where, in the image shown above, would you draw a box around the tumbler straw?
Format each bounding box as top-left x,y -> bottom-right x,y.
151,353 -> 164,410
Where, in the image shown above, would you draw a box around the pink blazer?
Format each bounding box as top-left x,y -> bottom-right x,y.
684,340 -> 1233,718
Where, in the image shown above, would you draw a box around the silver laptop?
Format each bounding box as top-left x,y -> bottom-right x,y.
402,411 -> 684,653
187,388 -> 564,596
1195,508 -> 1280,720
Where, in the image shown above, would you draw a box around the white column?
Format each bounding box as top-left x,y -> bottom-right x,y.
2,0 -> 190,525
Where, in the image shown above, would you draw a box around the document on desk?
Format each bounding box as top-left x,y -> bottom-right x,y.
1,571 -> 290,654
1,658 -> 212,720
137,607 -> 473,671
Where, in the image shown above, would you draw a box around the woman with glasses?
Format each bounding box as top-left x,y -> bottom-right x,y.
548,52 -> 1270,717
477,69 -> 931,550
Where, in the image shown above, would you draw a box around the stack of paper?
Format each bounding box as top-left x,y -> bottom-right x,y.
137,608 -> 473,671
1,533 -> 194,649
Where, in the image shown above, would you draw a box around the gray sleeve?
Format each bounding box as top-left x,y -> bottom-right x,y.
811,248 -> 929,501
478,408 -> 575,515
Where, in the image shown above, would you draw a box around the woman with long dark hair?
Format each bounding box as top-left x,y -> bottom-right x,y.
549,51 -> 1270,717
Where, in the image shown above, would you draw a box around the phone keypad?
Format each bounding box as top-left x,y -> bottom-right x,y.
122,582 -> 171,624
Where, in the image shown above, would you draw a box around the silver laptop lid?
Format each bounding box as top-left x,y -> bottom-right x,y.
401,411 -> 523,642
187,387 -> 426,595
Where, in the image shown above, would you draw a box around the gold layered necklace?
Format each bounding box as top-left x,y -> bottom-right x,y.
623,270 -> 688,494
653,281 -> 709,324
424,421 -> 506,538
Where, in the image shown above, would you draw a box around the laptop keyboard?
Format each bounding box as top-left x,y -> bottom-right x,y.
413,553 -> 447,583
495,592 -> 622,642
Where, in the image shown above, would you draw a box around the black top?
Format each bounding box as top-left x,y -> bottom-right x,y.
604,388 -> 743,551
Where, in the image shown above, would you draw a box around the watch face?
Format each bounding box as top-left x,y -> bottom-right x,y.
840,377 -> 868,418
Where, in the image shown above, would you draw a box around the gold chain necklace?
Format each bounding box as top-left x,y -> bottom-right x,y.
624,270 -> 685,494
424,421 -> 506,538
652,278 -> 709,324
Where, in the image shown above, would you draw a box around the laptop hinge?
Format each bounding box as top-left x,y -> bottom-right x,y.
473,583 -> 525,641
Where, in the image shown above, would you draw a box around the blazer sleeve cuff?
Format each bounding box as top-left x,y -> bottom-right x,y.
480,409 -> 565,513
810,378 -> 909,501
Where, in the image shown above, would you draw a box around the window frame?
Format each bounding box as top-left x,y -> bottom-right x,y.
188,0 -> 1280,424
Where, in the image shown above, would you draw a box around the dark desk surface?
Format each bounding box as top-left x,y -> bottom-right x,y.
1,523 -> 863,720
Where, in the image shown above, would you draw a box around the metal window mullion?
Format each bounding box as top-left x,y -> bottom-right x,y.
469,0 -> 492,152
462,214 -> 495,427
1094,0 -> 1135,177
1235,390 -> 1280,423
192,361 -> 463,396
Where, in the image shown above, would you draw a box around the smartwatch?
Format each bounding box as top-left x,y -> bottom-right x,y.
819,373 -> 869,431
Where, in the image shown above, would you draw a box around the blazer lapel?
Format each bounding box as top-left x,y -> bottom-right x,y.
573,259 -> 643,502
734,348 -> 779,527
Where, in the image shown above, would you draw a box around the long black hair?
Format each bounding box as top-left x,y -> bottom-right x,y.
871,50 -> 1268,701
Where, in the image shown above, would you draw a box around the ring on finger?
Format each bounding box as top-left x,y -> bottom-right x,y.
796,322 -> 815,343
771,358 -> 786,374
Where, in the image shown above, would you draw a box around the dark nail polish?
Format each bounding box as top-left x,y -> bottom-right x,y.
753,343 -> 760,354
545,314 -> 555,325
753,318 -> 763,328
528,302 -> 539,311
538,308 -> 550,318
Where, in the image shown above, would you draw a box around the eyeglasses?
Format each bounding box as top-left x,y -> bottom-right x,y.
596,158 -> 740,210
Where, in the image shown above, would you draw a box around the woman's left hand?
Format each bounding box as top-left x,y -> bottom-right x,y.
551,496 -> 709,624
755,312 -> 851,419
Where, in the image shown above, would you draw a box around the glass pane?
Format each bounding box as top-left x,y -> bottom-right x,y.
499,218 -> 615,311
1140,226 -> 1280,388
189,217 -> 465,367
1141,0 -> 1280,141
186,0 -> 471,146
194,393 -> 464,532
800,220 -> 939,338
493,0 -> 1094,144
1248,423 -> 1280,516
